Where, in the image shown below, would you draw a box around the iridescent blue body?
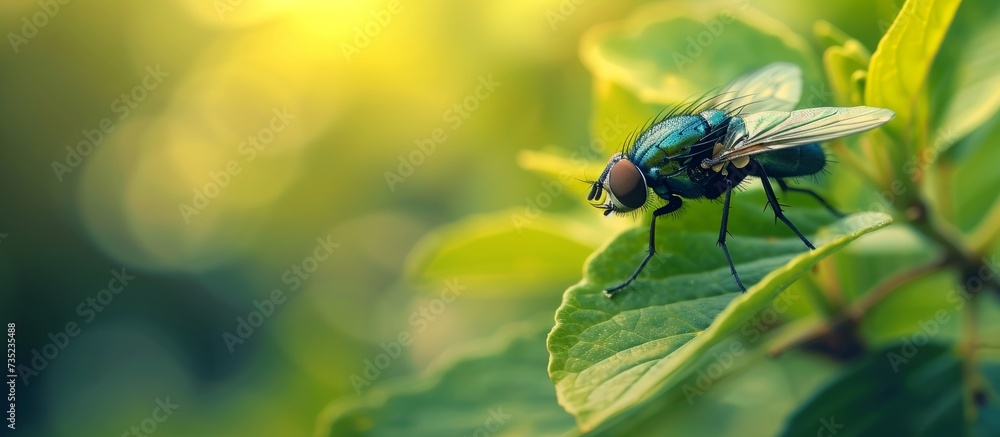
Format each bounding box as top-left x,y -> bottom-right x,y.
591,63 -> 893,296
627,109 -> 826,202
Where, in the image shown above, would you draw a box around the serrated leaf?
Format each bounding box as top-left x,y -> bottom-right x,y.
546,187 -> 891,430
320,322 -> 576,437
780,344 -> 964,436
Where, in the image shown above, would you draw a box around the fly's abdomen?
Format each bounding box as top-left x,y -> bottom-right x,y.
754,143 -> 826,177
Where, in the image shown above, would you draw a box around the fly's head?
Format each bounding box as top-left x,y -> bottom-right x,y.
589,153 -> 648,216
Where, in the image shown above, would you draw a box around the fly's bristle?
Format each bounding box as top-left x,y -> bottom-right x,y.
622,128 -> 641,157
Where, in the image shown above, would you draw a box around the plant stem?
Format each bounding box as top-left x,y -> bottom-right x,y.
961,298 -> 982,423
901,196 -> 1000,293
934,158 -> 955,224
817,257 -> 846,307
970,197 -> 1000,254
829,140 -> 884,189
847,259 -> 947,320
800,273 -> 839,319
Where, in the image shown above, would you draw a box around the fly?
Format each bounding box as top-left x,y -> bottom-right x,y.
590,62 -> 894,297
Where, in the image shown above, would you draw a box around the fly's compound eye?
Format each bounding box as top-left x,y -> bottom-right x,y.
607,159 -> 647,211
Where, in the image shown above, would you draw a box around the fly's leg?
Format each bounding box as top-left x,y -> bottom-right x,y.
604,196 -> 683,298
775,178 -> 845,218
758,168 -> 816,250
718,179 -> 747,292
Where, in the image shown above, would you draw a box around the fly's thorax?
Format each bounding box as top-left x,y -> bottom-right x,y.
650,159 -> 682,177
632,115 -> 709,167
708,142 -> 750,175
686,162 -> 713,184
698,109 -> 728,128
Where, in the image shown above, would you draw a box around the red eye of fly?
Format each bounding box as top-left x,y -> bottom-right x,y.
608,159 -> 647,210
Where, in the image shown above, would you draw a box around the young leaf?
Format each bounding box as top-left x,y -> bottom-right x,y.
865,0 -> 962,141
547,187 -> 891,430
823,41 -> 870,106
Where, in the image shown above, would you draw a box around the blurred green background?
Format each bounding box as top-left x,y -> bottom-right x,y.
0,0 -> 934,436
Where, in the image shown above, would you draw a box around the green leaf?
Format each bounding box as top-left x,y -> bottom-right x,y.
546,187 -> 892,430
858,272 -> 962,348
814,20 -> 853,50
597,349 -> 841,436
517,149 -> 607,193
827,224 -> 937,303
588,80 -> 662,156
823,40 -> 870,106
865,0 -> 962,141
581,2 -> 818,104
579,2 -> 820,152
814,21 -> 871,109
405,212 -> 612,296
780,344 -> 964,436
977,350 -> 1000,436
930,0 -> 1000,156
952,119 -> 1000,233
319,322 -> 576,437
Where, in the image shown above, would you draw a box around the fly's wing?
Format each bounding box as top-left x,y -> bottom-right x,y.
710,62 -> 802,114
708,106 -> 894,166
